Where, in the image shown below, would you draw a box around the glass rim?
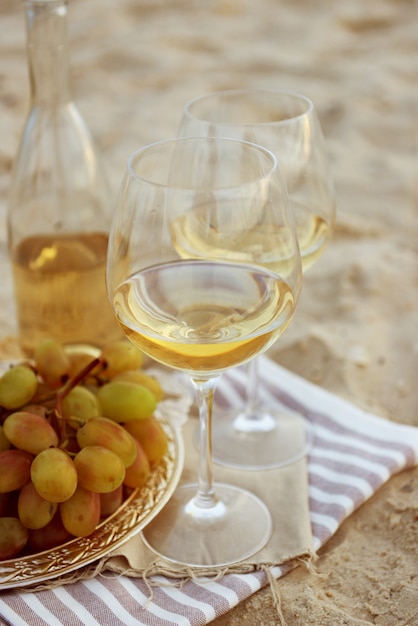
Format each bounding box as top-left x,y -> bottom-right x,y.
182,88 -> 314,127
126,136 -> 281,191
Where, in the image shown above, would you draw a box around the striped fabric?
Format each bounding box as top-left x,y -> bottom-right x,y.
1,356 -> 417,626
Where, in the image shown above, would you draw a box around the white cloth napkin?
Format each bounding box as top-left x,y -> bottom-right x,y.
1,356 -> 417,626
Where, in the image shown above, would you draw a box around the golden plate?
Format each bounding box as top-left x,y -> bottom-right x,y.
0,364 -> 191,591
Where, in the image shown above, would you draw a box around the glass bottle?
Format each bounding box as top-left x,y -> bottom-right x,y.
7,0 -> 122,356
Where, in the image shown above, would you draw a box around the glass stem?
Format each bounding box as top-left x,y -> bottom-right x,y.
191,376 -> 220,509
245,357 -> 262,420
233,357 -> 276,432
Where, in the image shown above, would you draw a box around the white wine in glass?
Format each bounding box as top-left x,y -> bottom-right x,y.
179,88 -> 336,470
107,136 -> 302,567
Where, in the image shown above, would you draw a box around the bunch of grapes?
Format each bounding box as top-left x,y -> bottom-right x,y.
0,338 -> 169,560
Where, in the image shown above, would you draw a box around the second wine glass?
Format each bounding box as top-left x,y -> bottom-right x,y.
106,136 -> 301,568
179,88 -> 336,470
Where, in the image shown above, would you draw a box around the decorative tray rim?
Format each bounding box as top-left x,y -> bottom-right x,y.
0,363 -> 190,591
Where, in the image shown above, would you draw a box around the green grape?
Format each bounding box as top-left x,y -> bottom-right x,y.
59,485 -> 100,537
0,364 -> 38,410
0,517 -> 29,559
96,381 -> 156,423
124,416 -> 169,466
3,411 -> 59,455
74,445 -> 125,493
18,481 -> 57,529
76,416 -> 137,467
100,340 -> 145,379
61,385 -> 101,427
0,426 -> 11,452
31,448 -> 78,503
99,485 -> 123,518
33,337 -> 71,389
67,351 -> 100,380
30,382 -> 56,407
0,449 -> 33,493
27,512 -> 72,553
23,404 -> 48,418
113,370 -> 164,402
123,439 -> 150,489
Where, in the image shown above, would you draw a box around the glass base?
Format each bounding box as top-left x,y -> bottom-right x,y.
141,483 -> 272,568
210,406 -> 313,470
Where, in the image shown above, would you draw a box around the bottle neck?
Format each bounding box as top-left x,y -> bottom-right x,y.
24,0 -> 72,105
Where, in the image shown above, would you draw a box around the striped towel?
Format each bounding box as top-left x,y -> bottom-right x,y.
1,356 -> 417,626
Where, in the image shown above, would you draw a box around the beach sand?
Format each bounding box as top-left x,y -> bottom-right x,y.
0,0 -> 417,623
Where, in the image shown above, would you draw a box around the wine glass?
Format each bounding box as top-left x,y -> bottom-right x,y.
179,88 -> 336,470
106,136 -> 301,567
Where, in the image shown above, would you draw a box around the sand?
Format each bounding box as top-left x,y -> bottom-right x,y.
0,0 -> 417,623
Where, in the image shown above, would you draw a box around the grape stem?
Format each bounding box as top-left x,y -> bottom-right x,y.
55,357 -> 104,446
